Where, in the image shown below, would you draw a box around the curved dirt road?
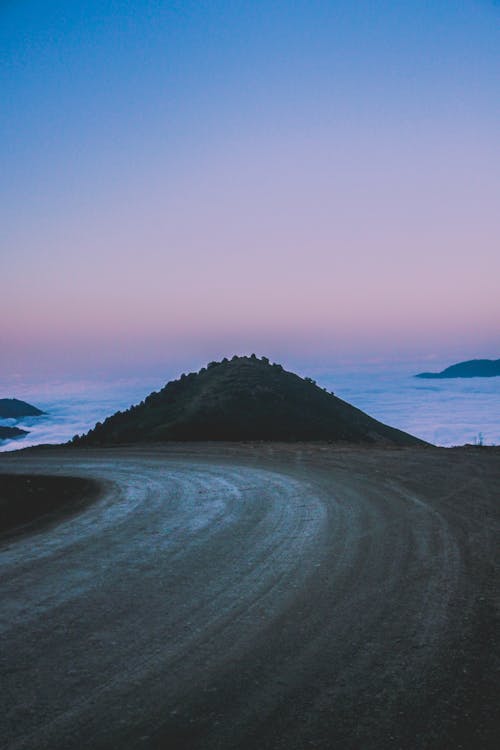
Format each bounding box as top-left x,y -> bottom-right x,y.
0,445 -> 498,749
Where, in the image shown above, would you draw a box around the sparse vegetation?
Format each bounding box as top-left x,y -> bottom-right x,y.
71,355 -> 426,446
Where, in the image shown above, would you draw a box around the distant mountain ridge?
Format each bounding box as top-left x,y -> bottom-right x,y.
72,355 -> 426,446
416,359 -> 500,379
0,399 -> 45,418
0,426 -> 29,440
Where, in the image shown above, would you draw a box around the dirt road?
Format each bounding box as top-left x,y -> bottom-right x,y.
0,444 -> 498,749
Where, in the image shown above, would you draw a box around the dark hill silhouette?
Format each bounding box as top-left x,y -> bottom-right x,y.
416,358 -> 500,379
0,426 -> 28,440
0,399 -> 45,418
73,356 -> 426,446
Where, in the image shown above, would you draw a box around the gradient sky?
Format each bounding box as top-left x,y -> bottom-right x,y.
2,0 -> 499,378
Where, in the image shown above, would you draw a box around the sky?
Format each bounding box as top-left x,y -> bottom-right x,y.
2,0 -> 499,379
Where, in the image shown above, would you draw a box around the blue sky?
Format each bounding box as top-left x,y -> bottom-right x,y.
2,0 -> 499,377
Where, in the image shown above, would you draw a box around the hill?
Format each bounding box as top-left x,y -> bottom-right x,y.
0,399 -> 45,418
416,358 -> 500,379
73,356 -> 426,446
0,426 -> 29,440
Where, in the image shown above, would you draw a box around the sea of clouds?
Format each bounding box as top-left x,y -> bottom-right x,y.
1,367 -> 499,452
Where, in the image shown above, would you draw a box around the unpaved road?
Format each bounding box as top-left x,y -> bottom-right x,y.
0,444 -> 498,750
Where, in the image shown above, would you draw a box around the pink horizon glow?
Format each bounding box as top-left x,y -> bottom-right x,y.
2,2 -> 499,380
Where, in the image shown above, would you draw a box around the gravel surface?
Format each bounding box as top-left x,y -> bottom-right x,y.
0,444 -> 498,749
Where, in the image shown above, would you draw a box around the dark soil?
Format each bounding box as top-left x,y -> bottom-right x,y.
0,474 -> 100,537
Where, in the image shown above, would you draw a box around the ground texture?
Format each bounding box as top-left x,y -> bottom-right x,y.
0,444 -> 498,750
